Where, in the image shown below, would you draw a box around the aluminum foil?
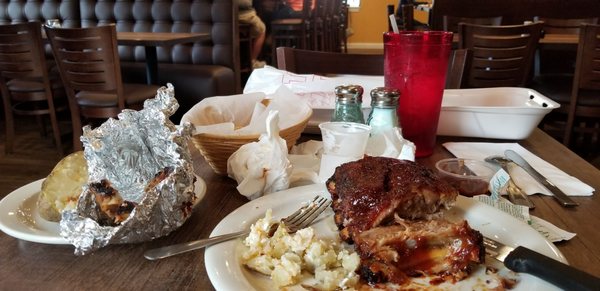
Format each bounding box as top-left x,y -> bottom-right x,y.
60,83 -> 196,255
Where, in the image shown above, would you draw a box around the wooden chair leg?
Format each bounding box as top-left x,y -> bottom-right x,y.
1,93 -> 15,154
46,95 -> 64,156
563,111 -> 576,147
69,100 -> 83,152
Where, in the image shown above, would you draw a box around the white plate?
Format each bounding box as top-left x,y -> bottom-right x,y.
0,177 -> 207,245
205,183 -> 567,291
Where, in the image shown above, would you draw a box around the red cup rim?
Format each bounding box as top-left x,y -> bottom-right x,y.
384,31 -> 453,45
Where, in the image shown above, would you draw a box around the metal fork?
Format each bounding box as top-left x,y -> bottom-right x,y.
143,196 -> 331,260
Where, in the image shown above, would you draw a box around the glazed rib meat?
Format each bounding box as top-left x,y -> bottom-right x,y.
325,156 -> 485,285
326,156 -> 459,242
355,219 -> 484,284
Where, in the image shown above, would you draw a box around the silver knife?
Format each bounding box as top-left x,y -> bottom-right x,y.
483,237 -> 600,290
504,150 -> 578,207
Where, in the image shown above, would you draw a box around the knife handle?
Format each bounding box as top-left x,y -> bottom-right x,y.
504,246 -> 600,291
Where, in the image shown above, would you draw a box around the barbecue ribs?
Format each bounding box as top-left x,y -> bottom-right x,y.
326,156 -> 458,242
325,156 -> 484,285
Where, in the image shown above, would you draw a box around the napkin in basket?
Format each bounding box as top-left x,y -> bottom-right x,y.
227,110 -> 292,200
181,86 -> 312,136
443,142 -> 594,196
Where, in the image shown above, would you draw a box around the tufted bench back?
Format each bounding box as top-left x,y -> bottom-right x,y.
0,0 -> 80,27
79,0 -> 237,69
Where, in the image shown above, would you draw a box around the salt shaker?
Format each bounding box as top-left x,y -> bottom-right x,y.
367,87 -> 400,134
332,85 -> 365,123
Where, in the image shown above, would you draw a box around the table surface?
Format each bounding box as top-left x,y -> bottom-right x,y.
115,31 -> 210,46
0,128 -> 598,290
538,33 -> 579,45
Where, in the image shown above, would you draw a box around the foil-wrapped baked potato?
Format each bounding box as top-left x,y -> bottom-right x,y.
37,151 -> 88,222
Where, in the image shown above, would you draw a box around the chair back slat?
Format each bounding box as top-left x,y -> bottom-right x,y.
45,25 -> 122,93
459,22 -> 543,88
0,22 -> 46,79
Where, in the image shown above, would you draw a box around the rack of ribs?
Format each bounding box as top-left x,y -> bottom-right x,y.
326,156 -> 484,284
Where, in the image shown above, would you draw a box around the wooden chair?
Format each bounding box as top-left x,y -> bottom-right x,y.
458,22 -> 543,88
275,47 -> 468,89
563,23 -> 600,148
534,17 -> 598,76
44,24 -> 160,151
531,18 -> 598,141
0,21 -> 68,155
270,0 -> 313,64
443,15 -> 502,33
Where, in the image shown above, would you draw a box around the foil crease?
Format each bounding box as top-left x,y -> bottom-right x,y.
60,83 -> 196,255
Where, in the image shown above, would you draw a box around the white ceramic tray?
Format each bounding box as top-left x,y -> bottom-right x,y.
437,87 -> 560,139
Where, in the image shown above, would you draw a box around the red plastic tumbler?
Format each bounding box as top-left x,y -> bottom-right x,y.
384,31 -> 452,157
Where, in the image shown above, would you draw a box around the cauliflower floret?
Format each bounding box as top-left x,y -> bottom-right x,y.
269,223 -> 291,258
272,253 -> 302,287
339,248 -> 361,273
304,240 -> 338,272
241,210 -> 360,290
315,266 -> 347,290
285,227 -> 315,254
245,255 -> 274,275
242,209 -> 275,261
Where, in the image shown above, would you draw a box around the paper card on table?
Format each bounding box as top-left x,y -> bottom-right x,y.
443,142 -> 594,196
530,216 -> 576,242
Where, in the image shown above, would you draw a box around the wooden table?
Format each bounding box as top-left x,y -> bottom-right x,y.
116,32 -> 210,84
539,33 -> 579,45
0,128 -> 599,290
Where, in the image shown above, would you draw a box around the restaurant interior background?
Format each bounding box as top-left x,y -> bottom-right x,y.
0,0 -> 599,197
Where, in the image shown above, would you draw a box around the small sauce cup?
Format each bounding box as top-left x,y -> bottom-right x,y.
435,158 -> 497,197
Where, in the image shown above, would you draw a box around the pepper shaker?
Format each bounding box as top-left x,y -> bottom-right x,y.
331,85 -> 365,123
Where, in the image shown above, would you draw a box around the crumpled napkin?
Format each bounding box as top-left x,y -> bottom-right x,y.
366,128 -> 416,160
227,110 -> 292,200
443,142 -> 594,196
287,130 -> 416,184
243,65 -> 383,108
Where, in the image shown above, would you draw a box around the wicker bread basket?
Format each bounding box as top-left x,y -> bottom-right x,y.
189,108 -> 312,175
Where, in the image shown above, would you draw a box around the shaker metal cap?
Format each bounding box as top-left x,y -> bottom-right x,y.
334,85 -> 364,104
370,87 -> 400,108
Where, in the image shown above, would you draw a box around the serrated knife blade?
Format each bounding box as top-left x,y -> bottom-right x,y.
504,150 -> 578,207
483,237 -> 600,290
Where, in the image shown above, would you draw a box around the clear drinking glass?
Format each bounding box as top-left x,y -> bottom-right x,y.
384,31 -> 452,157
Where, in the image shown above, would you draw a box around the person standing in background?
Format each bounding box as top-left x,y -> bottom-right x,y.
239,0 -> 267,68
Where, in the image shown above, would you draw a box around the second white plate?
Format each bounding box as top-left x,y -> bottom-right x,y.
205,183 -> 566,291
0,176 -> 207,245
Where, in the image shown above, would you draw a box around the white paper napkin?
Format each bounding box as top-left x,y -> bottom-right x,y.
443,142 -> 594,196
181,86 -> 312,136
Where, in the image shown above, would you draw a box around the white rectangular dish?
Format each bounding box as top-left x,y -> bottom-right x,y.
437,87 -> 560,139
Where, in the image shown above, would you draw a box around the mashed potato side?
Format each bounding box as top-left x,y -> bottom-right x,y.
241,209 -> 360,290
